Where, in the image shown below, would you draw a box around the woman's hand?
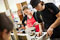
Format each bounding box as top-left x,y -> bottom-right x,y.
33,22 -> 39,27
37,30 -> 43,37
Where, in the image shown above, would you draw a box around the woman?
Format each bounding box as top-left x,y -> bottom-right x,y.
0,13 -> 13,40
22,6 -> 41,32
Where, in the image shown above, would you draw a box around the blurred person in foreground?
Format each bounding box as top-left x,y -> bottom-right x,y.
0,12 -> 13,40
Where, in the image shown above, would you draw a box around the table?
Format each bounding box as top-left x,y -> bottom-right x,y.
11,32 -> 50,40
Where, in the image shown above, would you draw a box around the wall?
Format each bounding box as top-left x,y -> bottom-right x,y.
0,0 -> 6,13
7,0 -> 18,12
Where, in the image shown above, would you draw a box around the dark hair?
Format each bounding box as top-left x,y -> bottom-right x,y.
23,6 -> 28,11
0,12 -> 13,33
30,0 -> 40,8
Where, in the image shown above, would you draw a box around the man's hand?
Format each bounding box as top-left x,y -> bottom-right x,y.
47,27 -> 54,37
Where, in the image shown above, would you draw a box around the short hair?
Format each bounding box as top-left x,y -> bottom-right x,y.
23,6 -> 28,11
30,0 -> 40,8
0,12 -> 13,33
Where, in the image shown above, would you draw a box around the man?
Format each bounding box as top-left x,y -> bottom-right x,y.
30,0 -> 60,39
0,13 -> 13,40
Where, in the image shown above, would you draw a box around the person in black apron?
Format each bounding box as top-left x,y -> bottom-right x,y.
30,0 -> 60,40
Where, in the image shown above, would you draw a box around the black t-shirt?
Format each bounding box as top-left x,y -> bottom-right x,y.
40,3 -> 60,29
